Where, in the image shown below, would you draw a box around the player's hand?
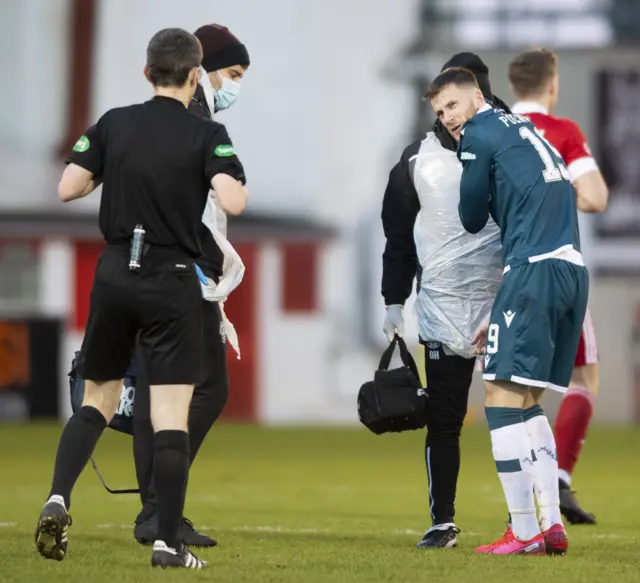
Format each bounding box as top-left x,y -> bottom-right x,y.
383,305 -> 405,343
472,321 -> 489,355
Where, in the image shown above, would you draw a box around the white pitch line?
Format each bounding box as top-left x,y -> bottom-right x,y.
1,521 -> 632,541
393,529 -> 482,537
228,525 -> 325,534
591,533 -> 627,540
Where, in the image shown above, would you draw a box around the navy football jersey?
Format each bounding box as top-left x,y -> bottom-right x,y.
457,104 -> 581,268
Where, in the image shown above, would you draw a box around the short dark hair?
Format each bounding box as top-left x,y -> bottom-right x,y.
146,28 -> 203,87
425,67 -> 480,101
508,48 -> 557,99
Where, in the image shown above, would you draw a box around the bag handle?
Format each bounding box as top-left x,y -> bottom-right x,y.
378,335 -> 421,380
90,457 -> 139,495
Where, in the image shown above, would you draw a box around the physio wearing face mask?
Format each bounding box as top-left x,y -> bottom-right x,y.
214,71 -> 241,111
192,24 -> 250,115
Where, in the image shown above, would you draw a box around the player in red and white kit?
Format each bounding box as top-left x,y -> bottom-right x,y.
508,48 -> 609,526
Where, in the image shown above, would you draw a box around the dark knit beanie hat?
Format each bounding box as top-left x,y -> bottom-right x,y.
194,24 -> 250,72
432,52 -> 511,151
441,52 -> 492,100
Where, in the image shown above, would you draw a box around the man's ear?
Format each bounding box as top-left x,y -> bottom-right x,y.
143,66 -> 152,84
473,87 -> 485,108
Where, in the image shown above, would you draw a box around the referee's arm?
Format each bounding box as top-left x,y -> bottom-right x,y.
203,123 -> 248,215
381,141 -> 421,306
59,122 -> 105,202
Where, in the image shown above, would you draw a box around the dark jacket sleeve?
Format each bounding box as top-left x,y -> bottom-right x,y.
189,84 -> 213,120
381,140 -> 421,306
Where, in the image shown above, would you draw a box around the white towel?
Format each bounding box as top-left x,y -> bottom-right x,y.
219,302 -> 240,360
198,198 -> 244,359
196,69 -> 244,359
200,198 -> 245,300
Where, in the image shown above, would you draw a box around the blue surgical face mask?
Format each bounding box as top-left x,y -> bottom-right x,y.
214,72 -> 241,112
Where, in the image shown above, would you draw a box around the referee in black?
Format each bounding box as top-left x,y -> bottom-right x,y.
132,22 -> 250,548
34,28 -> 247,570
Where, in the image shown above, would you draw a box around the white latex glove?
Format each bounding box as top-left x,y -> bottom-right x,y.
383,305 -> 405,342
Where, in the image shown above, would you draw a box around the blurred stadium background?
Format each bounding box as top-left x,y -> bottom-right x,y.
1,0 -> 640,580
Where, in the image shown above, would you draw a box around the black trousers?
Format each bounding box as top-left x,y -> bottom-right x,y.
133,299 -> 229,523
423,341 -> 476,526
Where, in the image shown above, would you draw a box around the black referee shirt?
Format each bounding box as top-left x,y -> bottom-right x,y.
67,95 -> 245,260
189,84 -> 225,277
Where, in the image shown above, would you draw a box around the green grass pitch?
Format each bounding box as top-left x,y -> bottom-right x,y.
0,422 -> 638,582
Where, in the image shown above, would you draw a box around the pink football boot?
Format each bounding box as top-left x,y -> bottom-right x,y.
542,523 -> 568,555
475,526 -> 547,555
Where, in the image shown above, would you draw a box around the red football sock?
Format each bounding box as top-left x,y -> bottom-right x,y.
554,388 -> 594,479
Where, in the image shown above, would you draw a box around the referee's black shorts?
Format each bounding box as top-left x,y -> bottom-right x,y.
78,245 -> 204,385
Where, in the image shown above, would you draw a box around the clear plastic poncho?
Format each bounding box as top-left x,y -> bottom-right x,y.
412,133 -> 502,358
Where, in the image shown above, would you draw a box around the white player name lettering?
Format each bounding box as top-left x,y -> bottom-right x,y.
498,113 -> 528,128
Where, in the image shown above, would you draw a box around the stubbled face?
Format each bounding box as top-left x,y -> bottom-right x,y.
208,64 -> 247,90
431,83 -> 484,142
